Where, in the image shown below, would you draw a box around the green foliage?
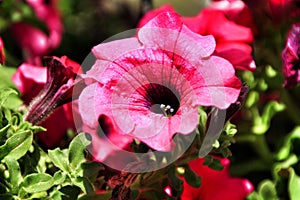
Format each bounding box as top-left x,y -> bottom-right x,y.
0,92 -> 102,199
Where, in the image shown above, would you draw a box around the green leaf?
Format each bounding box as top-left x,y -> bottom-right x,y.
0,124 -> 10,139
252,101 -> 285,135
58,185 -> 81,200
258,180 -> 278,200
183,164 -> 201,188
0,130 -> 33,160
21,173 -> 54,193
0,66 -> 17,90
4,157 -> 22,194
53,171 -> 66,185
0,88 -> 17,107
246,192 -> 261,200
48,148 -> 71,173
79,162 -> 104,181
277,127 -> 300,160
68,133 -> 91,171
73,176 -> 94,195
288,168 -> 300,200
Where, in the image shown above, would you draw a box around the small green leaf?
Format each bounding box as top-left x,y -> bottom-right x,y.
0,124 -> 10,139
29,191 -> 48,198
252,101 -> 285,135
48,148 -> 71,172
73,177 -> 94,195
0,130 -> 33,160
258,180 -> 278,200
277,127 -> 300,160
4,157 -> 22,194
59,185 -> 81,200
68,133 -> 91,171
53,171 -> 66,185
183,165 -> 201,188
288,168 -> 300,200
22,173 -> 54,193
0,88 -> 17,107
79,162 -> 104,181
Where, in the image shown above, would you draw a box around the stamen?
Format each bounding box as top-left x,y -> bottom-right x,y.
160,104 -> 175,117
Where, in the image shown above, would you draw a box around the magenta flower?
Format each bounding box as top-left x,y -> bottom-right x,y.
0,37 -> 5,65
11,22 -> 50,64
12,56 -> 82,147
79,11 -> 242,151
282,22 -> 300,89
11,0 -> 63,65
26,0 -> 63,49
180,157 -> 254,200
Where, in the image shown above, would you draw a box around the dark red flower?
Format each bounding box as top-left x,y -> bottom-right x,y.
80,11 -> 241,151
12,56 -> 83,147
138,4 -> 256,71
181,157 -> 254,200
243,0 -> 300,25
0,37 -> 5,65
282,22 -> 300,88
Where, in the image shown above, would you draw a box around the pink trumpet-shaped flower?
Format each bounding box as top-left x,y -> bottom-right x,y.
79,11 -> 242,151
282,22 -> 300,88
12,56 -> 83,147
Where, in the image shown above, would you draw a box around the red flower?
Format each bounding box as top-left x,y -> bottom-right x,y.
79,11 -> 241,151
12,56 -> 83,147
209,0 -> 257,34
181,158 -> 254,200
282,22 -> 300,88
0,37 -> 5,65
138,4 -> 256,71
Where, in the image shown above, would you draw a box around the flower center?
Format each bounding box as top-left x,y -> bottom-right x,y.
141,83 -> 180,117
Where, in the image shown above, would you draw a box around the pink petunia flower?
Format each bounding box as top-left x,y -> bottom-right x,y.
138,4 -> 256,71
282,22 -> 300,89
12,56 -> 83,147
79,11 -> 242,152
0,37 -> 5,65
181,157 -> 254,200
